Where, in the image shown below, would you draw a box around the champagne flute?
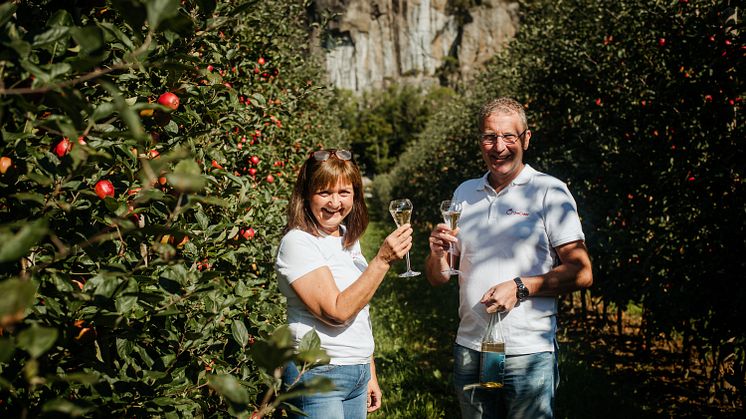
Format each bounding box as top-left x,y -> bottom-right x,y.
439,200 -> 462,276
388,199 -> 420,277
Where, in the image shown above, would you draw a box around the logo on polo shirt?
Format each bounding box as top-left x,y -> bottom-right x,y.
506,208 -> 529,216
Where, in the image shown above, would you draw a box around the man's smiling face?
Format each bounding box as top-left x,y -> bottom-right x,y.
480,112 -> 531,190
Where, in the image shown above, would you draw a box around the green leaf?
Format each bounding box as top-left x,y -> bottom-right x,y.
17,325 -> 58,358
46,9 -> 73,27
231,320 -> 249,348
187,195 -> 228,206
252,93 -> 266,105
40,62 -> 72,81
91,101 -> 117,122
295,348 -> 330,365
70,26 -> 104,55
207,374 -> 250,404
33,27 -> 70,47
12,192 -> 46,205
0,338 -> 14,364
99,80 -> 146,141
26,172 -> 53,187
6,39 -> 31,59
0,3 -> 16,28
275,375 -> 335,401
115,295 -> 138,314
0,278 -> 36,322
173,158 -> 201,175
61,372 -> 99,384
0,218 -> 48,263
296,330 -> 330,365
249,326 -> 295,372
297,329 -> 321,353
146,0 -> 179,31
166,173 -> 206,193
98,22 -> 135,50
42,399 -> 91,416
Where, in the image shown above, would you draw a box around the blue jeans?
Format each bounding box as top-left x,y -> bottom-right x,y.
281,362 -> 370,419
453,344 -> 559,419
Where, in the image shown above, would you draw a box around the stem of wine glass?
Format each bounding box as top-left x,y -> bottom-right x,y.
405,251 -> 412,272
449,243 -> 454,271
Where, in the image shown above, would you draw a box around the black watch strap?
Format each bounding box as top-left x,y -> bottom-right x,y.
514,277 -> 529,302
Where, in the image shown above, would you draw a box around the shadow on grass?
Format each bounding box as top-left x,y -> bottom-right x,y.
557,314 -> 743,419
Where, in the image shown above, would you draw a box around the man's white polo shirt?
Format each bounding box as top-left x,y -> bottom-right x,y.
452,165 -> 585,355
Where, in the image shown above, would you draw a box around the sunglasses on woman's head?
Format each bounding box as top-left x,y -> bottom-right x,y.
312,149 -> 352,161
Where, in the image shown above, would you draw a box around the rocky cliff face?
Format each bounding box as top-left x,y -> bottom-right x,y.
309,0 -> 519,91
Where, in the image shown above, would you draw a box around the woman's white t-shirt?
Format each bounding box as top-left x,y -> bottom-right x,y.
275,228 -> 373,365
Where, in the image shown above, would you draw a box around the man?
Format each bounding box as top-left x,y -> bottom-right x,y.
425,97 -> 593,419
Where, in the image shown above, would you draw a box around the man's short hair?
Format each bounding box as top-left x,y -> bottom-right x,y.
478,97 -> 528,131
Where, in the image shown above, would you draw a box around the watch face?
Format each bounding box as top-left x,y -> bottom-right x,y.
514,278 -> 528,300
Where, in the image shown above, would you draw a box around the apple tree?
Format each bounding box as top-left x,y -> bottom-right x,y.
0,0 -> 344,416
376,0 -> 744,406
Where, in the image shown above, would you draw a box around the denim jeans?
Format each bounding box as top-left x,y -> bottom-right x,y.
453,344 -> 559,419
281,362 -> 371,419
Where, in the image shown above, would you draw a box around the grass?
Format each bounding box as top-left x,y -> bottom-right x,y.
361,220 -> 460,418
359,221 -> 743,418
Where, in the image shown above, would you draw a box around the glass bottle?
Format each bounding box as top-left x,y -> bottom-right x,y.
479,312 -> 505,389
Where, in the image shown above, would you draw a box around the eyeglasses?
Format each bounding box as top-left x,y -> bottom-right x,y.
311,149 -> 352,161
480,129 -> 527,146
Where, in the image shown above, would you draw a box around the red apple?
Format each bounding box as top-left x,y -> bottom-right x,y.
257,57 -> 266,65
158,92 -> 180,111
54,137 -> 71,157
94,180 -> 115,199
250,155 -> 260,165
240,227 -> 255,240
211,160 -> 223,169
658,38 -> 666,46
248,168 -> 257,176
266,174 -> 275,183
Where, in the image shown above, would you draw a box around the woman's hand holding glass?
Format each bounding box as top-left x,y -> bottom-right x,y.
375,223 -> 414,268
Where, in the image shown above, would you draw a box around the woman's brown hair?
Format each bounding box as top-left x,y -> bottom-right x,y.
285,151 -> 368,249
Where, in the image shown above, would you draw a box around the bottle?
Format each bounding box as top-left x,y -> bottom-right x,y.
479,312 -> 505,389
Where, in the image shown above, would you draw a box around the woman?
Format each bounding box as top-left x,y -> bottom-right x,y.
275,149 -> 413,418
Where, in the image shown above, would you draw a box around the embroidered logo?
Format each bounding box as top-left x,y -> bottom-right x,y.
506,208 -> 529,217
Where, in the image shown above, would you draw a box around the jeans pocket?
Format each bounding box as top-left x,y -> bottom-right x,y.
306,363 -> 339,376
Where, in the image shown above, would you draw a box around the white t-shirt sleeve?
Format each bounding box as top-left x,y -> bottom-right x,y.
276,231 -> 327,284
543,182 -> 586,247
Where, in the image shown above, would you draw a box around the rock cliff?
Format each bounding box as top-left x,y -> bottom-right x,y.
308,0 -> 519,91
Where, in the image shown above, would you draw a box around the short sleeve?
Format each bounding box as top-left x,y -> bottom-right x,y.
543,182 -> 585,248
276,230 -> 327,284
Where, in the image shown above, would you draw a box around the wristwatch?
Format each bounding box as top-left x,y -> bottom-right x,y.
514,277 -> 529,302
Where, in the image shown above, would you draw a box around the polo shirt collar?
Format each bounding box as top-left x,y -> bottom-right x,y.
476,164 -> 536,192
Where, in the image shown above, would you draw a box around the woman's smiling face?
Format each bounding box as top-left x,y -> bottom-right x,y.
308,178 -> 354,236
